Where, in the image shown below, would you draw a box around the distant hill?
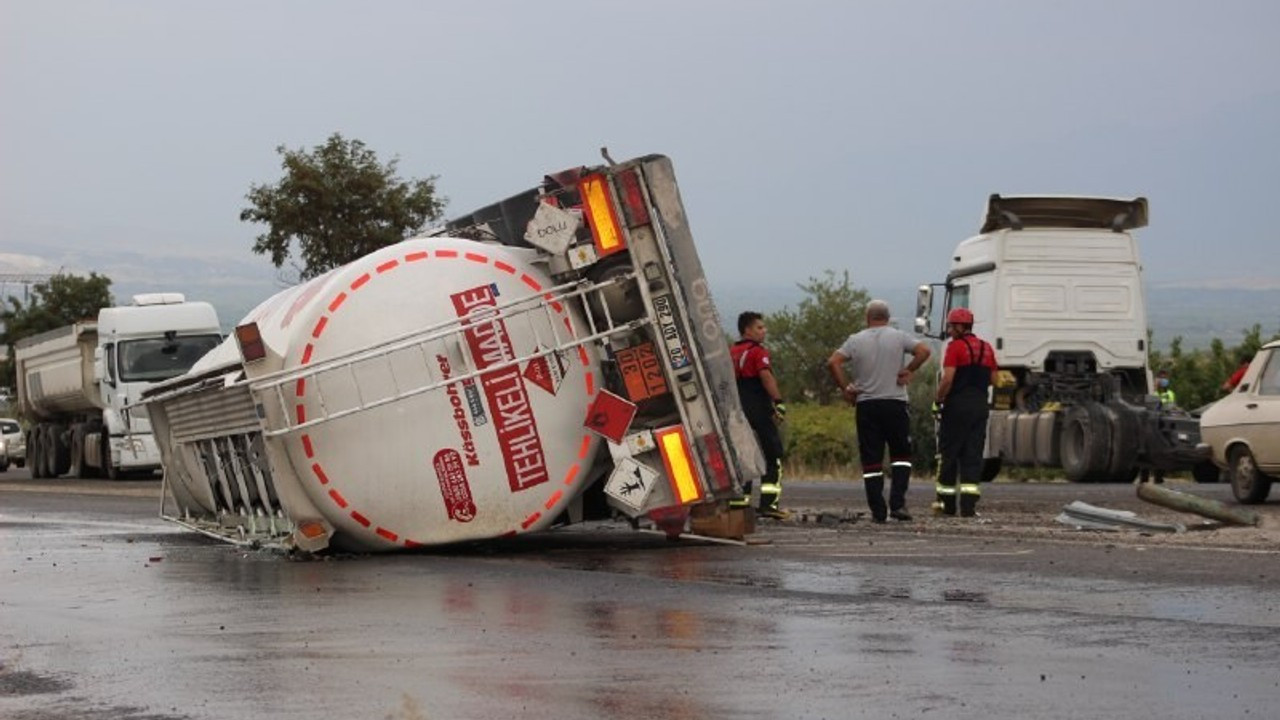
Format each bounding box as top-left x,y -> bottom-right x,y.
708,281 -> 1279,351
4,245 -> 1276,350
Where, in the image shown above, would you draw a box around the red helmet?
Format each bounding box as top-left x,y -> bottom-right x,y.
947,307 -> 974,325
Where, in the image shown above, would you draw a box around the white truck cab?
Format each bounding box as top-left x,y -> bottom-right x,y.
917,195 -> 1208,482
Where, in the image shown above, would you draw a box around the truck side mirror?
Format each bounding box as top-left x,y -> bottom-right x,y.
915,285 -> 933,336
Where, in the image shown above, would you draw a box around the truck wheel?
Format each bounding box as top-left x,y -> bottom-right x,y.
1104,405 -> 1139,483
51,428 -> 71,477
1229,446 -> 1272,504
1192,461 -> 1222,484
43,426 -> 61,478
29,428 -> 45,479
0,460 -> 8,473
1060,403 -> 1111,482
69,427 -> 85,478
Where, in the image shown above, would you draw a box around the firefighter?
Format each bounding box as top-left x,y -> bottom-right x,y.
934,307 -> 999,517
730,311 -> 787,519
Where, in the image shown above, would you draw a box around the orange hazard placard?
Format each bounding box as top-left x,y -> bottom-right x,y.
616,343 -> 668,401
583,389 -> 638,444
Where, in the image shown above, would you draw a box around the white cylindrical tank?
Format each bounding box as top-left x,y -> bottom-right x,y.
239,237 -> 604,549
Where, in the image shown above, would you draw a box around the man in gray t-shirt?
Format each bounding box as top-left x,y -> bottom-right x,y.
827,300 -> 931,522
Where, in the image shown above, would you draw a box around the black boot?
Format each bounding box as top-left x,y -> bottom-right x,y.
864,476 -> 887,522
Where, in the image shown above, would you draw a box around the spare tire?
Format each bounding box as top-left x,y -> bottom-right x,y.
1060,403 -> 1111,482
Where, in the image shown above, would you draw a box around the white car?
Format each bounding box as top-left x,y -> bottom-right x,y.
1199,340 -> 1280,503
0,418 -> 24,472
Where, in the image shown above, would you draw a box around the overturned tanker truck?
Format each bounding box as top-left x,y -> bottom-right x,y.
142,153 -> 764,552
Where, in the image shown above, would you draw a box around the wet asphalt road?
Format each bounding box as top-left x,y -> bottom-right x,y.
2,470 -> 1278,720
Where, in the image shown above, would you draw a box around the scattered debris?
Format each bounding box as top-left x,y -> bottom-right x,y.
1055,500 -> 1185,533
1136,482 -> 1260,527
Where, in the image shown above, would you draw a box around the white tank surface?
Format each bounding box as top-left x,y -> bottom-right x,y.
193,237 -> 604,549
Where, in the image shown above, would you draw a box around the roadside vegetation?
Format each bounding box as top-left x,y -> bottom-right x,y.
0,273 -> 114,390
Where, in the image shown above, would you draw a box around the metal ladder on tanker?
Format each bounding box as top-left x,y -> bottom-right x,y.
251,271 -> 647,439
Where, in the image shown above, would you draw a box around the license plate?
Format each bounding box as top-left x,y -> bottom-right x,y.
652,294 -> 691,370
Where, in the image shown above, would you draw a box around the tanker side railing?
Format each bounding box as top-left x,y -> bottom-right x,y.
251,271 -> 645,439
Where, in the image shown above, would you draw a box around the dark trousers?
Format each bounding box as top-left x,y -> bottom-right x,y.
855,399 -> 913,520
937,393 -> 988,515
745,405 -> 784,510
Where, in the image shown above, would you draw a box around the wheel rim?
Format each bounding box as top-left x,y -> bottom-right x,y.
1235,452 -> 1258,494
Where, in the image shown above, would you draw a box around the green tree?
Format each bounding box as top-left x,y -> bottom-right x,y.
1151,324 -> 1279,410
241,133 -> 447,281
0,273 -> 114,389
765,270 -> 871,404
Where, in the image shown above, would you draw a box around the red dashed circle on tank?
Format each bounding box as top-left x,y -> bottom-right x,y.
292,246 -> 596,547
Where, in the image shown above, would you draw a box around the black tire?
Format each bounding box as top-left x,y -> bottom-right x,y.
69,426 -> 85,479
44,426 -> 60,478
1060,403 -> 1111,483
0,460 -> 8,473
1103,405 -> 1139,483
1229,446 -> 1272,504
1192,460 -> 1222,484
29,428 -> 45,479
980,457 -> 1002,483
51,427 -> 71,477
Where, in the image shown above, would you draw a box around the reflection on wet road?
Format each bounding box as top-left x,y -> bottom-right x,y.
2,494 -> 1276,720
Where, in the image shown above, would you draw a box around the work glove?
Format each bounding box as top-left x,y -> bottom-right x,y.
773,401 -> 787,420
931,401 -> 943,420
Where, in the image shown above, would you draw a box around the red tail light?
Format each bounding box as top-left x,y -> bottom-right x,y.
235,322 -> 267,363
697,432 -> 732,493
578,174 -> 626,257
616,168 -> 651,228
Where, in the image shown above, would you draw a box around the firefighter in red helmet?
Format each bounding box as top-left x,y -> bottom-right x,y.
933,307 -> 999,516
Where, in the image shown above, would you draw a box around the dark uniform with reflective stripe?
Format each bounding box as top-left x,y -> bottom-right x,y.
937,333 -> 996,516
731,339 -> 783,512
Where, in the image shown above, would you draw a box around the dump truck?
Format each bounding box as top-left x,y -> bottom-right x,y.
915,195 -> 1212,482
141,153 -> 764,552
14,294 -> 222,479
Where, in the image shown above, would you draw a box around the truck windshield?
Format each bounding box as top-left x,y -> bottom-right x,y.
118,334 -> 222,382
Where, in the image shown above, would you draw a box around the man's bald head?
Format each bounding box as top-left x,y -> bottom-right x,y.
866,300 -> 891,325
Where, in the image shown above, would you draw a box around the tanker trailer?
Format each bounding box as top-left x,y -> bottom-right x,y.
15,295 -> 221,479
142,153 -> 764,552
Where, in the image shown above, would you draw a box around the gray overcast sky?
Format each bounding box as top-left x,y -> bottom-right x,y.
3,0 -> 1279,300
